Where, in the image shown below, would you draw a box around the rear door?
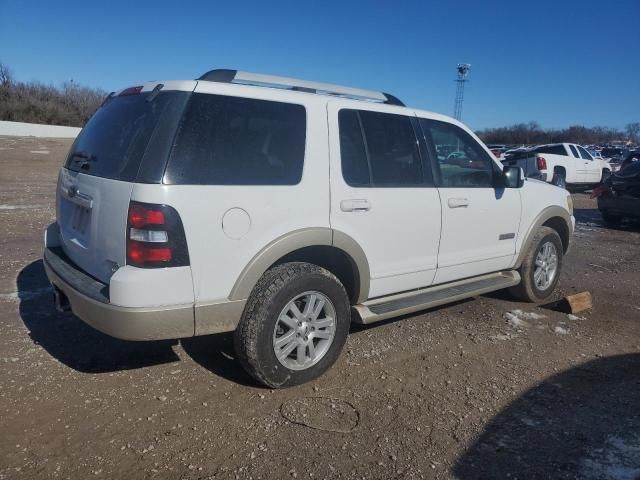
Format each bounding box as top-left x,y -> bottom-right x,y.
58,83 -> 194,283
419,118 -> 521,284
328,102 -> 442,299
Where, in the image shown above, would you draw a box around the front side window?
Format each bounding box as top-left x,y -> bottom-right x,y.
338,109 -> 425,187
165,94 -> 306,185
577,146 -> 593,160
420,119 -> 496,187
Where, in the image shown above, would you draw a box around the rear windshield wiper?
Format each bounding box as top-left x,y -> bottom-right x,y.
69,151 -> 97,168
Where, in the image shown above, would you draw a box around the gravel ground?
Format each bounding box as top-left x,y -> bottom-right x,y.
1,136 -> 639,479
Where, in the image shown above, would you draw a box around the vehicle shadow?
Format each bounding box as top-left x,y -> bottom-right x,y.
453,353 -> 640,479
181,333 -> 260,388
17,260 -> 180,373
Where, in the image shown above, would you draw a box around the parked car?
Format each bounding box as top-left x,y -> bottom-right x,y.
601,147 -> 627,171
501,143 -> 611,188
620,149 -> 640,170
43,69 -> 574,387
592,161 -> 640,225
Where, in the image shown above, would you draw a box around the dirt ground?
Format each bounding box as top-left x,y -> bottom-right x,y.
1,136 -> 639,480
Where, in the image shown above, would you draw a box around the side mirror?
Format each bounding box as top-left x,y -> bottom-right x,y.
503,166 -> 525,188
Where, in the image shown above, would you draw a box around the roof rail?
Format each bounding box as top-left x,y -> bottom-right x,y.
197,69 -> 405,106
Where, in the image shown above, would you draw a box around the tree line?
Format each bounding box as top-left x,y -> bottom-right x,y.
0,62 -> 105,127
1,60 -> 639,144
476,121 -> 639,146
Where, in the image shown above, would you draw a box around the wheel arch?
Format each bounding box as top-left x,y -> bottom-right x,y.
229,228 -> 370,304
515,206 -> 572,268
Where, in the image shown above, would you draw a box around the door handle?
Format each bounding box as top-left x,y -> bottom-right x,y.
340,199 -> 371,212
448,197 -> 470,208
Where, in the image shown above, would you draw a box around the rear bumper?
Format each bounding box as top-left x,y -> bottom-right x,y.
44,247 -> 196,340
597,195 -> 640,218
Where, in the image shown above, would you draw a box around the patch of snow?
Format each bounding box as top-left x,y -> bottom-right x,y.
30,150 -> 50,154
510,309 -> 547,320
568,314 -> 585,321
504,311 -> 529,328
0,287 -> 52,303
0,204 -> 48,210
554,325 -> 569,335
580,434 -> 640,480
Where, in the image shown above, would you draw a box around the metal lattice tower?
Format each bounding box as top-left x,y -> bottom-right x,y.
453,64 -> 471,120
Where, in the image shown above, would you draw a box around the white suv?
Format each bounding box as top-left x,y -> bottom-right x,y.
44,69 -> 574,387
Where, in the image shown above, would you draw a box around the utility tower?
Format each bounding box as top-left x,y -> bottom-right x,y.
453,63 -> 471,120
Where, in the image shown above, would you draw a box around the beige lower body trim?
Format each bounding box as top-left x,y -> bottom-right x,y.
45,261 -> 195,341
194,299 -> 246,335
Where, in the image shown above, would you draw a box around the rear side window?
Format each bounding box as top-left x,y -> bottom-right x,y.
165,94 -> 306,185
536,145 -> 567,156
65,91 -> 184,182
338,109 -> 425,187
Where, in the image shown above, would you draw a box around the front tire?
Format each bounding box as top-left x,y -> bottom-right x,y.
509,226 -> 563,302
234,262 -> 350,388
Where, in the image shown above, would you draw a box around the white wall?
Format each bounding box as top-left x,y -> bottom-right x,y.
0,121 -> 80,138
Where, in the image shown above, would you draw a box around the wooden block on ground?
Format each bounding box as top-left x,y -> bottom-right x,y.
565,292 -> 592,314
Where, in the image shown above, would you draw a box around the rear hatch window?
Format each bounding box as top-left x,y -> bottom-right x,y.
65,90 -> 190,182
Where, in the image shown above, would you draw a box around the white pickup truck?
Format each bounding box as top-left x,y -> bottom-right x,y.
502,143 -> 612,188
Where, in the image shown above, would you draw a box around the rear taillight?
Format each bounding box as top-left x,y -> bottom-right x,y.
126,202 -> 189,268
536,156 -> 547,170
491,149 -> 501,158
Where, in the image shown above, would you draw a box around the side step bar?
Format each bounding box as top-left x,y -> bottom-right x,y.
353,271 -> 520,324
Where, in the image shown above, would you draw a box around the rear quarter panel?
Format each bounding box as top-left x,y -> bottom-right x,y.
130,85 -> 331,306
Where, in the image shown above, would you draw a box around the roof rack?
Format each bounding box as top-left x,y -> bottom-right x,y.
197,69 -> 405,106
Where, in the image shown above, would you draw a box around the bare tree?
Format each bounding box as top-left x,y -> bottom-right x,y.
625,122 -> 640,144
0,62 -> 12,87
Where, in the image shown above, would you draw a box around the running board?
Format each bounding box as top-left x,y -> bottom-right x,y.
353,271 -> 520,324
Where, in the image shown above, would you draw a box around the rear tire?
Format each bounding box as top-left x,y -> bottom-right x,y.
234,262 -> 350,388
551,171 -> 566,189
509,226 -> 563,302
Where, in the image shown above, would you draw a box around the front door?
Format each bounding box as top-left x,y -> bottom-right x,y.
576,145 -> 601,183
418,118 -> 521,284
328,102 -> 442,299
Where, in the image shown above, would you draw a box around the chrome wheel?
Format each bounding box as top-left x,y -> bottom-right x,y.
534,241 -> 558,291
272,291 -> 336,371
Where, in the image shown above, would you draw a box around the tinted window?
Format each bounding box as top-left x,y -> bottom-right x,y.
536,145 -> 567,156
338,110 -> 370,186
65,91 -> 183,181
165,94 -> 306,185
569,145 -> 580,157
577,146 -> 593,160
338,109 -> 424,187
420,119 -> 495,187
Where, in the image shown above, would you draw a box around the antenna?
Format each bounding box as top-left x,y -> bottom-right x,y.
453,64 -> 471,120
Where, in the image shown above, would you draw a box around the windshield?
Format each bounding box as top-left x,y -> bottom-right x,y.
65,91 -> 186,182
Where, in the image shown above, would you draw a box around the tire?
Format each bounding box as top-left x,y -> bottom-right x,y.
551,171 -> 566,189
234,262 -> 350,388
601,211 -> 622,226
509,226 -> 563,303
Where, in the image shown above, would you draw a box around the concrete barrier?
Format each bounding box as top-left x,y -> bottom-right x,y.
0,121 -> 81,138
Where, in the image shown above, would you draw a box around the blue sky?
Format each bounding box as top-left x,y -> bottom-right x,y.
1,0 -> 638,130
